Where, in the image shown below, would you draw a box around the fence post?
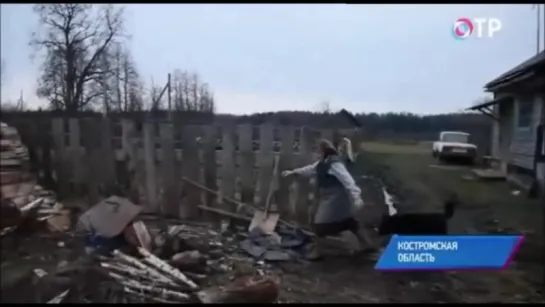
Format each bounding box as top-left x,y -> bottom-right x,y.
160,122 -> 177,216
143,121 -> 157,212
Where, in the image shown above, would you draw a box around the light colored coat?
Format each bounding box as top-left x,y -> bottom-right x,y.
291,157 -> 362,224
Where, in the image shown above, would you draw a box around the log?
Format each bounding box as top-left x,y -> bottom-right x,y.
197,275 -> 280,303
0,226 -> 16,237
112,250 -> 175,285
137,247 -> 199,290
107,271 -> 190,301
181,271 -> 207,280
20,197 -> 44,213
123,287 -> 179,304
100,262 -> 177,287
46,289 -> 70,304
170,250 -> 205,271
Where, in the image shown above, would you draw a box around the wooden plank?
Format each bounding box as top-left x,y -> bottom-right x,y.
160,122 -> 178,216
278,125 -> 295,218
237,125 -> 255,211
257,124 -> 274,207
296,126 -> 316,226
70,118 -> 85,192
202,125 -> 218,211
40,119 -> 55,190
68,118 -> 79,149
121,118 -> 142,204
143,121 -> 158,212
100,116 -> 117,193
220,122 -> 237,211
51,117 -> 69,198
180,125 -> 201,218
80,117 -> 102,205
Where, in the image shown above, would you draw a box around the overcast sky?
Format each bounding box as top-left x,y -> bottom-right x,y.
1,4 -> 542,114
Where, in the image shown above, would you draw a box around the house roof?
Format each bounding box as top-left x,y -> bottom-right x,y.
339,109 -> 362,128
467,95 -> 511,111
484,50 -> 545,90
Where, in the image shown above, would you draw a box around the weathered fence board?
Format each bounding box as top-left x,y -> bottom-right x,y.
219,123 -> 236,212
237,124 -> 255,209
257,123 -> 274,207
201,125 -> 218,217
160,123 -> 177,216
180,125 -> 201,218
3,115 -> 362,226
143,122 -> 158,212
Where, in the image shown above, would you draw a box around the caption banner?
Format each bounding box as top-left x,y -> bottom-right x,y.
375,235 -> 524,271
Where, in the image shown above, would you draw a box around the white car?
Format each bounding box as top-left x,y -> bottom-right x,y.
432,131 -> 477,163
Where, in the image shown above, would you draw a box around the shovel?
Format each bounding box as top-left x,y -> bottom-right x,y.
249,155 -> 280,233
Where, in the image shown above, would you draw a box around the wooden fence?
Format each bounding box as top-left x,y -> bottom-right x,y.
5,115 -> 358,226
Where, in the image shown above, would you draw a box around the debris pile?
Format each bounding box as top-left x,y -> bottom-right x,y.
0,121 -> 67,237
0,121 -> 301,303
76,196 -> 281,304
98,248 -> 199,303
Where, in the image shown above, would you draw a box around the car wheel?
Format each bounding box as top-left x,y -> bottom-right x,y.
437,153 -> 445,163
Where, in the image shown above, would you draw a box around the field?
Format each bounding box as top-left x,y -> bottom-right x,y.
355,140 -> 544,302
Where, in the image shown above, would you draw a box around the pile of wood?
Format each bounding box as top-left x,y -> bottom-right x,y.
98,247 -> 200,303
0,121 -> 68,236
99,247 -> 279,304
0,122 -> 30,174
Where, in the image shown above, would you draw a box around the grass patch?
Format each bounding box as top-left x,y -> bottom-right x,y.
360,141 -> 431,155
357,140 -> 544,301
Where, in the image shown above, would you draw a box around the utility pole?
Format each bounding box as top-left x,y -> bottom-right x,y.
167,73 -> 172,121
542,3 -> 545,51
536,4 -> 541,54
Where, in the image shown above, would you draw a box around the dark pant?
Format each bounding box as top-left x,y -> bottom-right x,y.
313,218 -> 360,238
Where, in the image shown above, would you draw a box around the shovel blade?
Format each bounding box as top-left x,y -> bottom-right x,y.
249,210 -> 280,234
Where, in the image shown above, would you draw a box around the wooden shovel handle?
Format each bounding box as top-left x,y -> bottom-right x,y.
264,155 -> 280,215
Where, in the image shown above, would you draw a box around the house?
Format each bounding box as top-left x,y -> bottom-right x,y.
468,50 -> 545,196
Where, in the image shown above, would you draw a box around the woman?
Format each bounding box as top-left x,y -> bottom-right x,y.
282,139 -> 375,260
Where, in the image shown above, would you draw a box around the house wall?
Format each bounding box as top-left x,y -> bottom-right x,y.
490,93 -> 514,172
491,105 -> 500,158
509,92 -> 545,171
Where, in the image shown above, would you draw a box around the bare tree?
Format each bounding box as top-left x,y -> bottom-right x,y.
1,91 -> 26,112
170,69 -> 215,113
117,44 -> 143,111
318,100 -> 331,114
148,77 -> 164,111
95,42 -> 143,112
31,4 -> 126,112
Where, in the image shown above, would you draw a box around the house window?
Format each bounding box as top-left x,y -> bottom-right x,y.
517,99 -> 533,128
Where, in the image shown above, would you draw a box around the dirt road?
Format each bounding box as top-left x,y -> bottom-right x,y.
278,141 -> 543,303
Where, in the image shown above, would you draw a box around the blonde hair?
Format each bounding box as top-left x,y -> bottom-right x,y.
338,137 -> 354,163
